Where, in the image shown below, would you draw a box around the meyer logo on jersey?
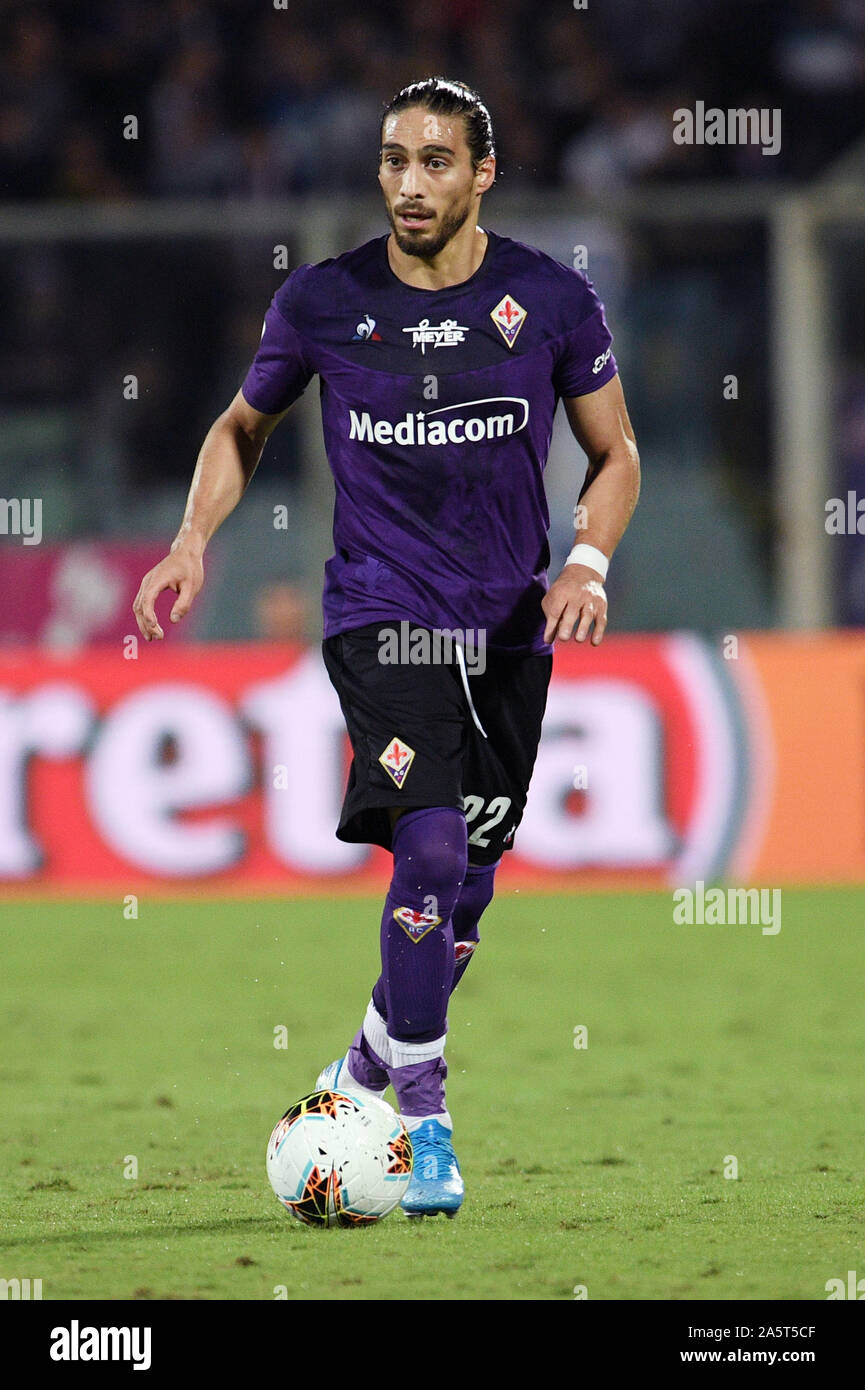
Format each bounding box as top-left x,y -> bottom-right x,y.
401,318 -> 468,354
348,396 -> 529,447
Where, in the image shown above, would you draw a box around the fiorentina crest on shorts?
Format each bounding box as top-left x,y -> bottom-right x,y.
393,906 -> 442,942
379,736 -> 415,788
490,293 -> 527,348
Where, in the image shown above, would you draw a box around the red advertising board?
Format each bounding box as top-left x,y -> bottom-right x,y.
0,633 -> 857,893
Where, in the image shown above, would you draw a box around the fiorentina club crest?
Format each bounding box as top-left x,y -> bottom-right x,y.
378,736 -> 416,788
490,294 -> 527,348
393,905 -> 442,942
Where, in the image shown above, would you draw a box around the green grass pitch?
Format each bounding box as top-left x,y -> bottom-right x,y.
1,889 -> 863,1301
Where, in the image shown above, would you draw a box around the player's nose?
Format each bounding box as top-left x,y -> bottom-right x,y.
398,164 -> 425,198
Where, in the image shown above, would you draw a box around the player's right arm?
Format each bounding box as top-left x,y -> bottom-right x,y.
132,389 -> 288,641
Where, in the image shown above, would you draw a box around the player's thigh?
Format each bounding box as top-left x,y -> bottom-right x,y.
322,624 -> 466,809
461,651 -> 552,864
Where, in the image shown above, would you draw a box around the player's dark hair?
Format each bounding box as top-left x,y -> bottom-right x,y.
380,77 -> 496,169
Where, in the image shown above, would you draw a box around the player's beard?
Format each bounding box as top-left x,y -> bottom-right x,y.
387,193 -> 472,259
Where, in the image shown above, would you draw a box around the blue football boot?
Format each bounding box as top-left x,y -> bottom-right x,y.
400,1118 -> 464,1219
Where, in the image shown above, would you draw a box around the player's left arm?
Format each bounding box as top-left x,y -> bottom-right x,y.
542,374 -> 640,646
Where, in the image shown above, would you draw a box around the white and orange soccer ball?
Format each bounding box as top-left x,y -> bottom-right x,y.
266,1089 -> 413,1227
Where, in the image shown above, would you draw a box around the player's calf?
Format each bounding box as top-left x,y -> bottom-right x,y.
450,860 -> 498,991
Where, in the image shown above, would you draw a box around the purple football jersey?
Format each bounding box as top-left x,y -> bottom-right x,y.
241,230 -> 617,653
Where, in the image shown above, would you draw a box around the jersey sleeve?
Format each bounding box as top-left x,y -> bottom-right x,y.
552,273 -> 618,398
241,274 -> 315,415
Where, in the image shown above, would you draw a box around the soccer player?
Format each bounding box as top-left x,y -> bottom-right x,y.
133,77 -> 640,1218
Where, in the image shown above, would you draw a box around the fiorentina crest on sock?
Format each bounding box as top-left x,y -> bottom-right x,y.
393,905 -> 442,942
379,736 -> 415,788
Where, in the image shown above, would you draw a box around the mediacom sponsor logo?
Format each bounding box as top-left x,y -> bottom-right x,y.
348,396 -> 530,446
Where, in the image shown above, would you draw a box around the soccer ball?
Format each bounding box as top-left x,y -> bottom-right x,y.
266,1089 -> 413,1227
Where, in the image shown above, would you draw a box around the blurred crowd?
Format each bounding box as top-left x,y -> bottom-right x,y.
2,0 -> 865,201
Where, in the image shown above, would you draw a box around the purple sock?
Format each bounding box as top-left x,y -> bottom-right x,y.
378,806 -> 466,1038
393,1057 -> 449,1119
346,1025 -> 388,1091
450,861 -> 498,991
376,806 -> 467,1117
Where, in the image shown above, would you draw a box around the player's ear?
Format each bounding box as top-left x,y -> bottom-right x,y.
474,156 -> 496,195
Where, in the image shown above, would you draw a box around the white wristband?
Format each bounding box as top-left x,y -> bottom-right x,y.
565,543 -> 609,581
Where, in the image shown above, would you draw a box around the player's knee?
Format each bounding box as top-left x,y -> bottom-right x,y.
391,806 -> 467,916
400,836 -> 467,917
418,835 -> 467,898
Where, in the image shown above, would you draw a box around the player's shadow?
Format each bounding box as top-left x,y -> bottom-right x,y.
0,1216 -> 283,1249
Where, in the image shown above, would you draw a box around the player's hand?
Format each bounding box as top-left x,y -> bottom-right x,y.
133,546 -> 204,641
542,564 -> 608,646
